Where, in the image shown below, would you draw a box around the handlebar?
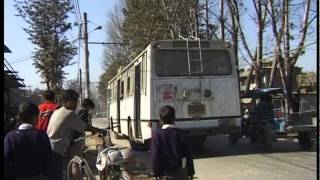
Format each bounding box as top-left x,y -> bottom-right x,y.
72,127 -> 111,143
73,134 -> 96,143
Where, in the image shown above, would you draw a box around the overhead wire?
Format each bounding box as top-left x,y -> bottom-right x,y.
11,57 -> 33,64
237,41 -> 317,68
73,0 -> 82,89
72,0 -> 80,25
10,55 -> 31,61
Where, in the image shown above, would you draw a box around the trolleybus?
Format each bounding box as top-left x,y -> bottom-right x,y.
106,39 -> 242,150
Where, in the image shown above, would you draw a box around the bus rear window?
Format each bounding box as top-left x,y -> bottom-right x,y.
155,50 -> 232,76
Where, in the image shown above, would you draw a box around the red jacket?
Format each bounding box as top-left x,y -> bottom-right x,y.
35,102 -> 60,131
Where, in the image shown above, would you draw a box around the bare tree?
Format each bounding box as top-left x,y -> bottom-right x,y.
227,0 -> 269,92
265,0 -> 314,113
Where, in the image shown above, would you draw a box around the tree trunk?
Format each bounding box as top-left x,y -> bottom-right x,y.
245,67 -> 254,92
254,0 -> 263,88
219,0 -> 225,41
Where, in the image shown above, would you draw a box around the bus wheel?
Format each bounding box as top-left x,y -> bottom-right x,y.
187,136 -> 206,152
128,125 -> 144,151
298,132 -> 313,151
257,125 -> 274,151
229,133 -> 241,145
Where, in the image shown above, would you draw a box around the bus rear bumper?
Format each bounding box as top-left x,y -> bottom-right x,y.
182,126 -> 241,136
176,117 -> 242,136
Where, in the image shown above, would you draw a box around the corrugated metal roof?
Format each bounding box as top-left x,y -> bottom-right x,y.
4,45 -> 12,53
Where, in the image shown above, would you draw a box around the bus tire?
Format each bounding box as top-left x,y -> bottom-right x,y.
229,133 -> 241,145
128,125 -> 144,151
257,125 -> 274,151
186,136 -> 206,152
298,132 -> 313,151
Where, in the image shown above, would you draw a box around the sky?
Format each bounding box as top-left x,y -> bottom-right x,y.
4,0 -> 317,90
4,0 -> 118,90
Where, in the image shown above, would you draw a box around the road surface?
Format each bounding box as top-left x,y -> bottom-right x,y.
92,118 -> 317,180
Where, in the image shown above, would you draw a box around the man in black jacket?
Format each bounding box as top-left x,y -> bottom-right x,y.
68,98 -> 96,157
151,105 -> 195,180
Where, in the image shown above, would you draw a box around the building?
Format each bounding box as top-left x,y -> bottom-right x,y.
4,45 -> 26,133
239,61 -> 302,93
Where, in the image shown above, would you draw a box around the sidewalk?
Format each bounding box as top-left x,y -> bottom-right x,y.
85,132 -> 153,180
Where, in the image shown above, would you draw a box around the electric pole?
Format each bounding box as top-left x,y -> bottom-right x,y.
79,68 -> 82,102
83,12 -> 90,98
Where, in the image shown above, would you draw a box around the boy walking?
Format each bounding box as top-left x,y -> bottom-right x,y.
4,102 -> 52,180
151,105 -> 195,180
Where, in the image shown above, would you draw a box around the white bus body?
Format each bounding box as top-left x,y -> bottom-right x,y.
107,40 -> 242,150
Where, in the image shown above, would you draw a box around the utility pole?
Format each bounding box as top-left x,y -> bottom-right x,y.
83,12 -> 90,98
79,68 -> 82,101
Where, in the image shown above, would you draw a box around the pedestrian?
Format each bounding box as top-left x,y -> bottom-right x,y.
79,98 -> 95,125
151,105 -> 195,180
67,98 -> 96,158
46,89 -> 107,180
35,90 -> 60,131
4,102 -> 52,180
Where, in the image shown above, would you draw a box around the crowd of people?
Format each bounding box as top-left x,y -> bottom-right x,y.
4,89 -> 195,180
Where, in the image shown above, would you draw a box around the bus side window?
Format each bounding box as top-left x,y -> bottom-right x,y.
127,76 -> 130,96
107,89 -> 112,101
120,81 -> 124,100
140,53 -> 147,93
113,83 -> 117,101
129,65 -> 134,96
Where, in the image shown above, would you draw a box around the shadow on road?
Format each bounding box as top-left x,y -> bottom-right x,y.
192,135 -> 316,159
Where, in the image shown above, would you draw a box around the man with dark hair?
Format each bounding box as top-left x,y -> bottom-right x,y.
4,102 -> 52,180
35,90 -> 60,131
47,89 -> 107,180
67,98 -> 96,157
151,105 -> 195,180
79,98 -> 95,124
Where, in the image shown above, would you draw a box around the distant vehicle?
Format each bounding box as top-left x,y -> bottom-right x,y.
237,88 -> 316,150
106,39 -> 242,150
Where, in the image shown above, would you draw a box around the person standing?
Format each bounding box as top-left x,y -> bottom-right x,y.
151,105 -> 195,180
46,89 -> 107,180
67,98 -> 96,158
4,102 -> 52,180
78,98 -> 95,125
35,90 -> 60,131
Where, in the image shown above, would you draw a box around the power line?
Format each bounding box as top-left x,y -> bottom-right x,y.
87,20 -> 106,28
10,55 -> 31,61
75,0 -> 82,22
74,0 -> 81,21
67,29 -> 75,40
72,0 -> 81,24
88,42 -> 129,45
11,57 -> 33,64
239,41 -> 317,67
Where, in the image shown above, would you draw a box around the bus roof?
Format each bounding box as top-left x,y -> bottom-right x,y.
107,39 -> 233,84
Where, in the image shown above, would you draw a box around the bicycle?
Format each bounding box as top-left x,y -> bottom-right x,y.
67,129 -> 132,180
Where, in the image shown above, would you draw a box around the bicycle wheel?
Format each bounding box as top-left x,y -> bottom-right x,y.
67,158 -> 83,180
67,156 -> 96,180
105,166 -> 132,180
120,170 -> 132,180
